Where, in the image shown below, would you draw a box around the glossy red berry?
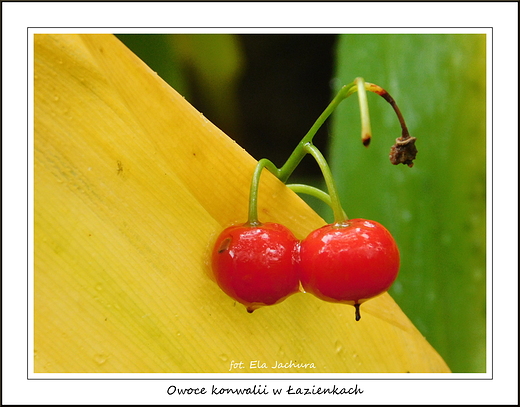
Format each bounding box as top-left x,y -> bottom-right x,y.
211,222 -> 300,313
298,219 -> 400,320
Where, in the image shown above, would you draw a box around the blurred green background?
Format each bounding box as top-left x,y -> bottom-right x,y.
116,33 -> 487,373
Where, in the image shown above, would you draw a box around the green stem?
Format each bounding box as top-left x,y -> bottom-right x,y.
246,77 -> 399,225
303,143 -> 347,224
287,184 -> 347,220
246,81 -> 359,224
277,80 -> 359,183
247,158 -> 280,225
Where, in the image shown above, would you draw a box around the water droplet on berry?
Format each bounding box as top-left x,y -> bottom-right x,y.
298,281 -> 306,293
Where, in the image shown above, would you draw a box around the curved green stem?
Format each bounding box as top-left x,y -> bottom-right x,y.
303,143 -> 347,224
287,183 -> 332,206
246,77 -> 412,224
287,184 -> 347,220
276,80 -> 360,183
246,81 -> 360,224
247,158 -> 280,225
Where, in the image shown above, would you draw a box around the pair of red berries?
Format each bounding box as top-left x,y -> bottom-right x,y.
212,78 -> 414,320
211,218 -> 400,320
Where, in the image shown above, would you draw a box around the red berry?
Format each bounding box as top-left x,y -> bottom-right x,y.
298,219 -> 400,320
211,222 -> 300,313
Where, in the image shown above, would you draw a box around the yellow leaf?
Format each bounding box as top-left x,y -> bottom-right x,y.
34,34 -> 450,373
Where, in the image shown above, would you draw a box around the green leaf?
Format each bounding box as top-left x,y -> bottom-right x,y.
329,34 -> 486,372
